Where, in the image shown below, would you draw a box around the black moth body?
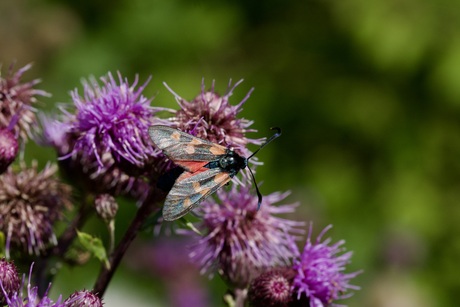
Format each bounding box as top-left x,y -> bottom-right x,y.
203,150 -> 247,177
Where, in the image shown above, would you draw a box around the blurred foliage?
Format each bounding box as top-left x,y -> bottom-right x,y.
2,0 -> 460,306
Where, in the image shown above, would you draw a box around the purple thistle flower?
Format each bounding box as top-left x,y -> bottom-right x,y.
164,79 -> 263,157
40,72 -> 166,198
248,267 -> 297,307
65,72 -> 161,172
1,263 -> 64,307
292,225 -> 361,307
41,118 -> 149,198
64,290 -> 103,307
184,180 -> 304,288
0,258 -> 21,305
0,127 -> 19,174
0,161 -> 72,257
0,63 -> 50,141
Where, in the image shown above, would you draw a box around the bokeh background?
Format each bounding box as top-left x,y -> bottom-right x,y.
2,0 -> 460,306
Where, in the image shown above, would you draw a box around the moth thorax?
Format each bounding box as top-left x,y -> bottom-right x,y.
219,156 -> 234,169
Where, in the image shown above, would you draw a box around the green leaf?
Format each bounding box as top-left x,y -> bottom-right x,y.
76,231 -> 110,269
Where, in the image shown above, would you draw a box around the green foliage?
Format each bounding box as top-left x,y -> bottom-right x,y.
76,231 -> 110,269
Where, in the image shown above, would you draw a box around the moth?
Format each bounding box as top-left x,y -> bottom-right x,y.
148,125 -> 281,221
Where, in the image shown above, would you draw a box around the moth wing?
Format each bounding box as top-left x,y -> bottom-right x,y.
173,161 -> 209,173
149,126 -> 227,165
162,168 -> 231,221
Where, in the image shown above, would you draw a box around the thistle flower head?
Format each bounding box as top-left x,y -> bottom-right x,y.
40,72 -> 164,198
248,267 -> 297,307
64,290 -> 103,307
164,79 -> 263,157
292,225 -> 361,307
0,127 -> 19,174
0,161 -> 72,257
2,263 -> 64,307
42,123 -> 150,199
185,181 -> 303,288
0,63 -> 50,141
66,72 -> 160,172
0,259 -> 21,305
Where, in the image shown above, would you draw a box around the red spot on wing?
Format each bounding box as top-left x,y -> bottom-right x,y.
177,167 -> 210,181
175,161 -> 208,173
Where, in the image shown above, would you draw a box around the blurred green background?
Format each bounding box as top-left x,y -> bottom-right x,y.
2,0 -> 460,306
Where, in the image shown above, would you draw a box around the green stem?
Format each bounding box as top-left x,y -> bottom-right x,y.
107,220 -> 115,254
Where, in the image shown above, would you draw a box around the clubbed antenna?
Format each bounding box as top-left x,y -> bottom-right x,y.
247,127 -> 282,209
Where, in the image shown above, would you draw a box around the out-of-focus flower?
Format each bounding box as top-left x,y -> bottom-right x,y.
164,79 -> 263,157
40,72 -> 166,198
248,267 -> 297,307
292,225 -> 361,307
2,263 -> 64,307
0,127 -> 18,174
39,115 -> 73,157
0,161 -> 72,257
0,63 -> 50,141
0,258 -> 21,305
64,290 -> 103,307
127,238 -> 211,307
184,181 -> 303,288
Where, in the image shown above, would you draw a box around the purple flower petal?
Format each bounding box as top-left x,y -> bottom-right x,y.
292,224 -> 362,306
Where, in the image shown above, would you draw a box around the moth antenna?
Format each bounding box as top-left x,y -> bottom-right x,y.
246,127 -> 281,209
247,166 -> 263,209
248,127 -> 282,160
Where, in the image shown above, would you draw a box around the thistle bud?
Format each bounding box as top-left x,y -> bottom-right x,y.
0,258 -> 20,305
248,267 -> 296,307
95,194 -> 118,223
64,290 -> 103,307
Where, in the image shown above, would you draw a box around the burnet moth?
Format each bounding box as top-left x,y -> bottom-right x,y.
148,125 -> 281,221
